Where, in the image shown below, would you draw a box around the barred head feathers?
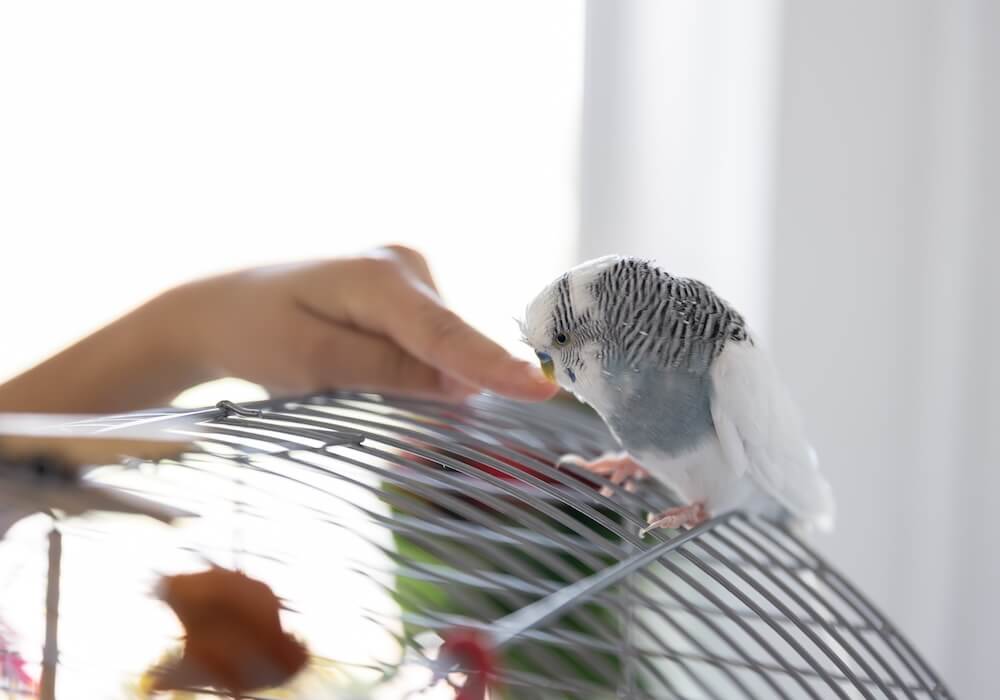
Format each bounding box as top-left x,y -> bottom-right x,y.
522,256 -> 749,394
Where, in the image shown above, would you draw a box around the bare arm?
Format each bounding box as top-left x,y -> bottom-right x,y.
0,292 -> 208,413
0,246 -> 555,413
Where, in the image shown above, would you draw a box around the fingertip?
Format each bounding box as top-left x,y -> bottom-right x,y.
525,383 -> 561,401
491,361 -> 559,401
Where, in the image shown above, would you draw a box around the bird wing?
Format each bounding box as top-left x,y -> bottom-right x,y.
709,340 -> 835,530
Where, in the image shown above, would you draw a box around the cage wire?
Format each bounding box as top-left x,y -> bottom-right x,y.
0,392 -> 953,700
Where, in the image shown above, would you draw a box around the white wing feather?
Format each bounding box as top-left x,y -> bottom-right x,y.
710,340 -> 835,531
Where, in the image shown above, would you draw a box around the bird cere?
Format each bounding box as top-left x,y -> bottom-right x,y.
522,255 -> 835,535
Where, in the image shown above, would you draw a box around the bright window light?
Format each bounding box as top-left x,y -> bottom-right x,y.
0,1 -> 583,392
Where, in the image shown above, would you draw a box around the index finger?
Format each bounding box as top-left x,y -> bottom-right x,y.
358,274 -> 556,401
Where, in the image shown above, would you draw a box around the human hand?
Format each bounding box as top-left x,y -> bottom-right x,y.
167,245 -> 557,402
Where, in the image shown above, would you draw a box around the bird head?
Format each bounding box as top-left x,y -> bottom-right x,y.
519,255 -> 621,403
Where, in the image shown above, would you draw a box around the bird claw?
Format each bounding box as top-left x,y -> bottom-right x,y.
558,451 -> 648,497
639,502 -> 707,537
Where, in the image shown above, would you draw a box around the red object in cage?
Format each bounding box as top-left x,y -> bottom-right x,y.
440,627 -> 499,700
0,647 -> 35,690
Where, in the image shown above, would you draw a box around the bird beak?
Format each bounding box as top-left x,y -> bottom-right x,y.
536,352 -> 556,382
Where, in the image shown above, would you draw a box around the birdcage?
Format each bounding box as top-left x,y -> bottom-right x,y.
0,392 -> 953,699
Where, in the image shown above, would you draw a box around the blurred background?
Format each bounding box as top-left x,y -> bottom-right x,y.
0,1 -> 996,697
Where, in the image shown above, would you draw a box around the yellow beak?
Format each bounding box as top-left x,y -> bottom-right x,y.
537,353 -> 556,382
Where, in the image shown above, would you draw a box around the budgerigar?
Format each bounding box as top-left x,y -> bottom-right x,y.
521,256 -> 834,535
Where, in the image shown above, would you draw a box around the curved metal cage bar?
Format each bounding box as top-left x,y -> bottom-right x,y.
0,392 -> 953,699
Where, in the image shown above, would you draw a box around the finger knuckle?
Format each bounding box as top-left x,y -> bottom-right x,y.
422,306 -> 468,359
381,243 -> 427,267
353,254 -> 401,283
379,346 -> 413,384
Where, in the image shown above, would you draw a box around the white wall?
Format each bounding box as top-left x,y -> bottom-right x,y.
771,1 -> 998,696
579,0 -> 779,335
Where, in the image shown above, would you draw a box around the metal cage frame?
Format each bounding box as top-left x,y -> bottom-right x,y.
1,392 -> 953,699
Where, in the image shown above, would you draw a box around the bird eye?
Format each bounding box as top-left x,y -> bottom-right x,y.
555,332 -> 568,345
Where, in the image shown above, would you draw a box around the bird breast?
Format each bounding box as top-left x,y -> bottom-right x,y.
603,365 -> 716,458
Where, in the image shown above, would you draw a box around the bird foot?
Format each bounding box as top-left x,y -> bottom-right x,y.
639,502 -> 708,537
558,452 -> 649,497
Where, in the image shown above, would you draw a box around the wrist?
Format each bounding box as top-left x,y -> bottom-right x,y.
0,283 -> 220,413
140,282 -> 218,390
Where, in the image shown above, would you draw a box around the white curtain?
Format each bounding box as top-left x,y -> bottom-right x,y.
580,0 -> 779,335
580,1 -> 998,697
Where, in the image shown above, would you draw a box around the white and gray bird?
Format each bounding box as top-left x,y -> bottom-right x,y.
522,256 -> 834,534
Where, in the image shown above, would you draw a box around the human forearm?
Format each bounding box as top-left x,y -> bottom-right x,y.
0,289 -> 210,413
